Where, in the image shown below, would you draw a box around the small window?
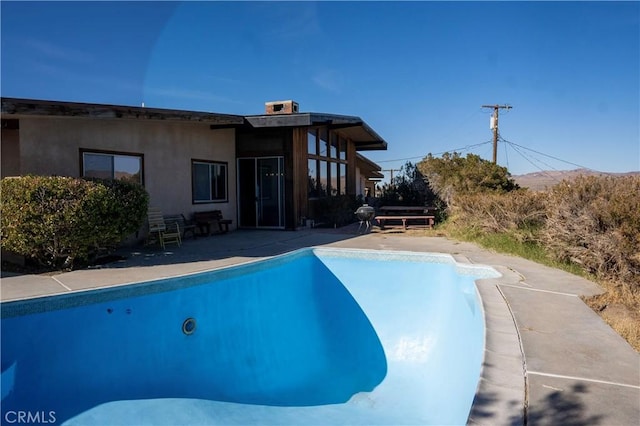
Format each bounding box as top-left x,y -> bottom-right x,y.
192,160 -> 228,203
82,150 -> 143,184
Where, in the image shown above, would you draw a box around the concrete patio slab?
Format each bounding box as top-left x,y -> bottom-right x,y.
527,374 -> 640,426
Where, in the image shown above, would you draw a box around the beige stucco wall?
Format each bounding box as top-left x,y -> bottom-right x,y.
15,117 -> 236,225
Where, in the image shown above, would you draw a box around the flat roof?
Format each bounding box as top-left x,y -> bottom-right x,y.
1,98 -> 388,151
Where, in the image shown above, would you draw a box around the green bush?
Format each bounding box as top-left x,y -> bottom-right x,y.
417,152 -> 519,207
1,176 -> 149,269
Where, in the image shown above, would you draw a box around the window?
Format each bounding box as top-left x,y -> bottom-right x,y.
307,127 -> 349,198
308,159 -> 318,197
330,162 -> 338,196
319,128 -> 329,157
81,150 -> 143,184
308,130 -> 317,155
192,160 -> 228,203
339,136 -> 347,160
319,160 -> 328,197
330,133 -> 338,158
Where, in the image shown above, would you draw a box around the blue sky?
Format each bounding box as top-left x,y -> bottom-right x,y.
2,1 -> 638,178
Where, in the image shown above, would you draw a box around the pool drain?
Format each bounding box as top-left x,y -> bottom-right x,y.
182,318 -> 196,335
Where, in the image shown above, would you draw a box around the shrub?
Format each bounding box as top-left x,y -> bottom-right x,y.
313,195 -> 361,228
1,176 -> 149,269
417,152 -> 519,207
541,175 -> 640,290
450,189 -> 547,242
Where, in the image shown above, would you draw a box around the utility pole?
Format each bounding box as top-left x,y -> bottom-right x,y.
382,169 -> 400,186
482,104 -> 512,163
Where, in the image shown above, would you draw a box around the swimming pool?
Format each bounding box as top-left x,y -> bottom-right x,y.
1,248 -> 500,425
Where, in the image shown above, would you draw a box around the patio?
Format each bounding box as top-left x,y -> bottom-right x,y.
1,226 -> 638,425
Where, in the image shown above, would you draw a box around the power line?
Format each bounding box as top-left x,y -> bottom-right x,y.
503,138 -> 510,170
505,142 -> 561,184
501,137 -> 595,171
375,140 -> 493,164
503,139 -> 560,173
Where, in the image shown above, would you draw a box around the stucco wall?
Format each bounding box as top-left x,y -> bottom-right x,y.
16,117 -> 236,224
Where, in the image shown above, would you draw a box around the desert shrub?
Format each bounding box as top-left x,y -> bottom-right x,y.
313,194 -> 361,228
417,152 -> 519,207
1,176 -> 148,269
541,175 -> 640,290
450,189 -> 547,242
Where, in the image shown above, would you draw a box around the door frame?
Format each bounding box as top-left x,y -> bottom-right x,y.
237,156 -> 285,229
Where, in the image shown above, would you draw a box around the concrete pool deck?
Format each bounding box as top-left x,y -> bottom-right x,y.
2,227 -> 639,425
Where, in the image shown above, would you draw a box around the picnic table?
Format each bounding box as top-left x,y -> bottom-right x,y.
375,206 -> 436,230
379,206 -> 436,214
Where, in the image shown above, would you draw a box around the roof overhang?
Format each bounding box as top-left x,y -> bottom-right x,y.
1,99 -> 389,151
356,153 -> 384,180
0,98 -> 246,127
245,112 -> 387,151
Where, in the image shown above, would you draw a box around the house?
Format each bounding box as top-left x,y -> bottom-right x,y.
1,98 -> 387,232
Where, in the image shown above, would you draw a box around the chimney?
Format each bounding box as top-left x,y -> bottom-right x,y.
265,100 -> 299,115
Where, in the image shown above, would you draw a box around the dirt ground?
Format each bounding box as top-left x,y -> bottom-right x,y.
585,292 -> 640,352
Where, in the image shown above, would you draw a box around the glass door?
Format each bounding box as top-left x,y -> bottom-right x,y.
237,157 -> 285,228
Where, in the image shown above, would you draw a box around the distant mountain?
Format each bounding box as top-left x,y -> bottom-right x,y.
513,168 -> 640,191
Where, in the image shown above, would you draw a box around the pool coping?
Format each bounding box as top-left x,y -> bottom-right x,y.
1,228 -> 639,425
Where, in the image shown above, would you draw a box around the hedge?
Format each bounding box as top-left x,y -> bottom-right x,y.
541,175 -> 640,289
1,176 -> 149,269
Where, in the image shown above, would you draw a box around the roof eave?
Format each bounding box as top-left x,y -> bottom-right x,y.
0,97 -> 246,126
244,112 -> 387,150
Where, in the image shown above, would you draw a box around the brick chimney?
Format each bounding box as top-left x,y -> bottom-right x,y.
265,100 -> 299,115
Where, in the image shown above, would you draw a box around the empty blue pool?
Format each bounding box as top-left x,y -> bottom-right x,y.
1,248 -> 500,425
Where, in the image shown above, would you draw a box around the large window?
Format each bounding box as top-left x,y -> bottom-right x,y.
307,128 -> 348,198
81,150 -> 143,184
192,160 -> 228,203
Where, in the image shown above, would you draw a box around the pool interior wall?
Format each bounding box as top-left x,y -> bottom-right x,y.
1,248 -> 500,426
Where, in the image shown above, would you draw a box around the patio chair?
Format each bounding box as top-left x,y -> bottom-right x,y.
147,207 -> 182,249
163,213 -> 197,239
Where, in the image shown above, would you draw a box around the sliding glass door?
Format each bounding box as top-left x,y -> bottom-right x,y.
237,157 -> 285,228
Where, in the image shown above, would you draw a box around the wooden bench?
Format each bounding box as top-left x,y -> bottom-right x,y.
193,210 -> 232,235
163,214 -> 197,239
375,215 -> 435,230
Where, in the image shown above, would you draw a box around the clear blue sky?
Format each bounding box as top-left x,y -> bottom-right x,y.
2,1 -> 638,178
